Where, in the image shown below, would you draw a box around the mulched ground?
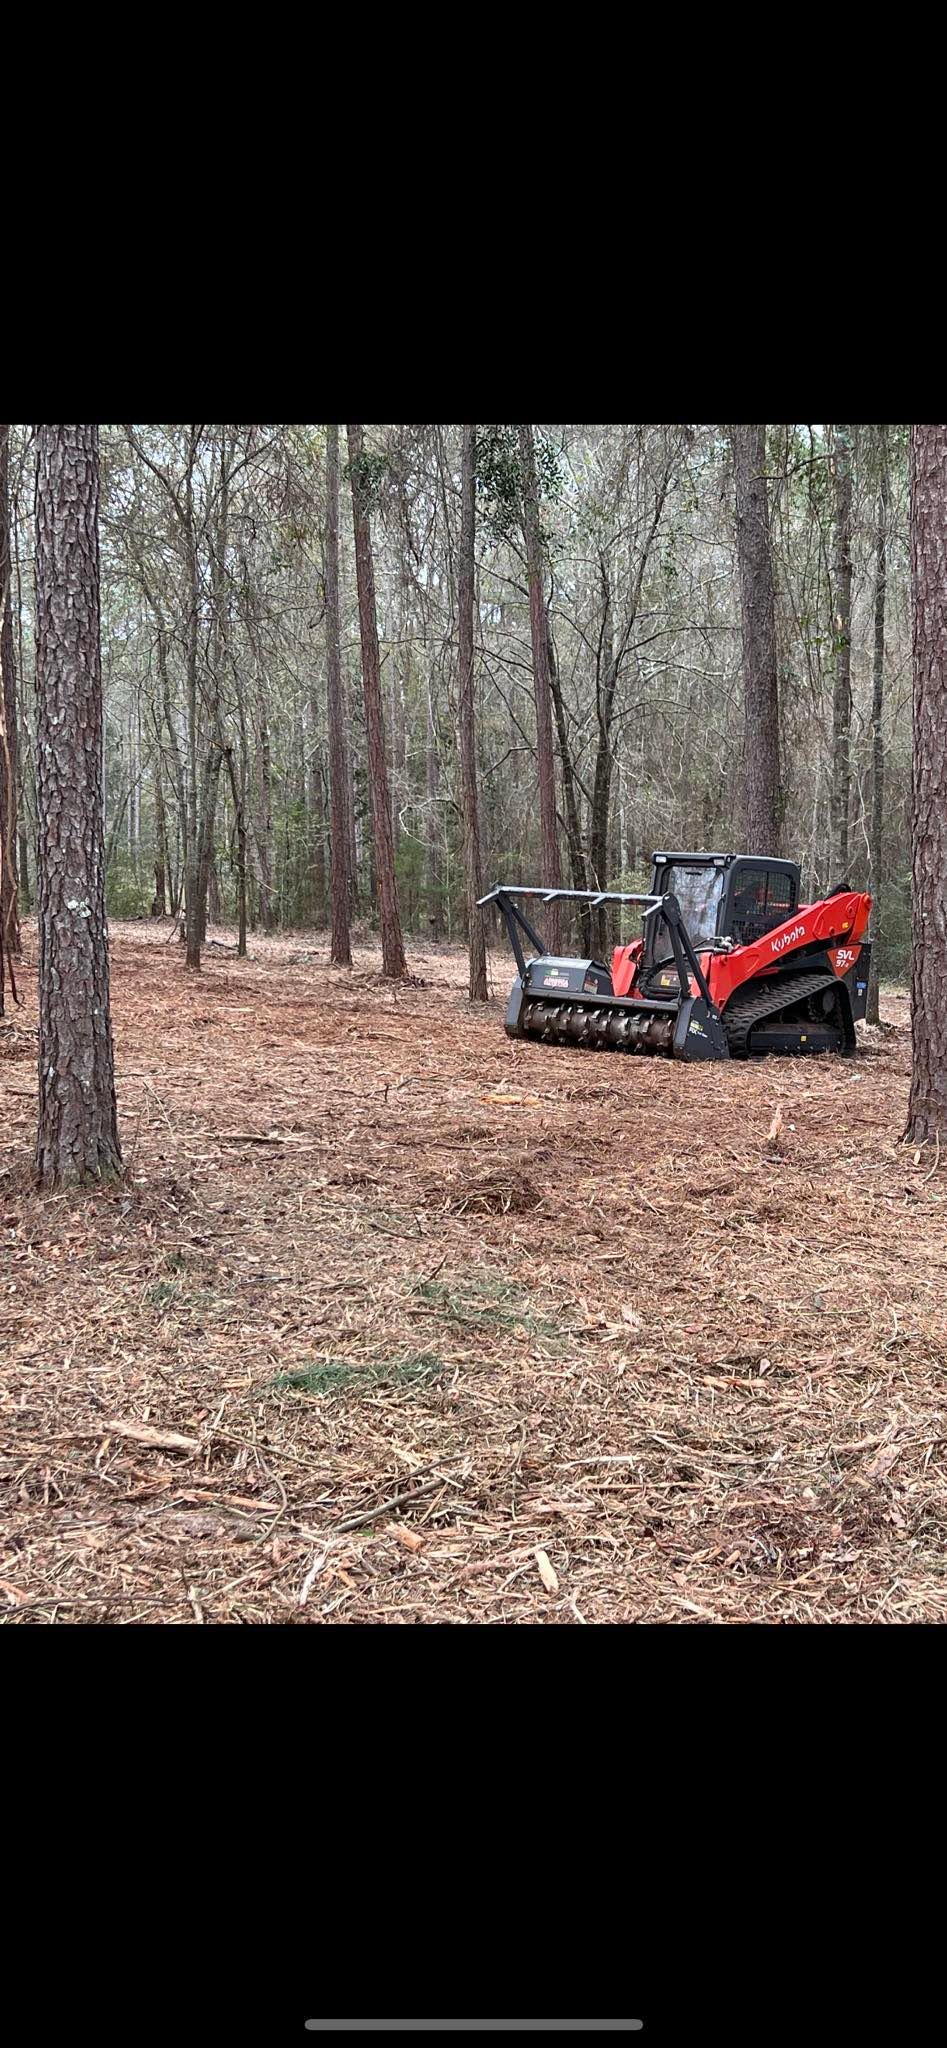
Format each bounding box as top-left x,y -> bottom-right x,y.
2,921 -> 945,1624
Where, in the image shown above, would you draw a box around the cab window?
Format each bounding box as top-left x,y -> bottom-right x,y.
730,867 -> 796,945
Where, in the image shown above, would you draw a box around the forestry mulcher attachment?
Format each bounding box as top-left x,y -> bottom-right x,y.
479,852 -> 872,1062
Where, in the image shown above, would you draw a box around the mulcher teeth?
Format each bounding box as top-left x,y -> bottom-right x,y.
522,998 -> 674,1054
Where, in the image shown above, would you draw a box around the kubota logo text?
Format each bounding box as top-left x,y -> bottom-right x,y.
771,924 -> 805,953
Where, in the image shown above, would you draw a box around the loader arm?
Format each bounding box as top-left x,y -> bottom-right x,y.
707,890 -> 872,1010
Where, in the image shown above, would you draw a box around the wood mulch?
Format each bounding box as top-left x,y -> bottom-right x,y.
2,921 -> 945,1624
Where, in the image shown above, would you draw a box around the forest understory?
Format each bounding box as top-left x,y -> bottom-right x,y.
2,923 -> 946,1625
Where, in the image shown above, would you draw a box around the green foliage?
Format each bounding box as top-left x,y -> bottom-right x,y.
345,449 -> 391,515
278,796 -> 322,927
474,425 -> 564,543
878,868 -> 912,981
106,860 -> 154,919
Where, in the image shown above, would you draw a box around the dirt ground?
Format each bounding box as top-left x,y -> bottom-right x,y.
2,921 -> 946,1624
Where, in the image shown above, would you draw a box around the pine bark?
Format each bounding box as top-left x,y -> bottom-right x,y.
0,423 -> 20,957
347,424 -> 407,978
34,425 -> 122,1187
867,429 -> 889,1026
731,424 -> 781,853
518,425 -> 562,950
325,424 -> 352,965
906,425 -> 947,1146
830,424 -> 855,877
457,425 -> 487,1000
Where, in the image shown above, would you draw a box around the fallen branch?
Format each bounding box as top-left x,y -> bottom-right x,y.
101,1417 -> 201,1453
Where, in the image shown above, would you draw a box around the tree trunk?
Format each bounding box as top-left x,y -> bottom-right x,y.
347,424 -> 407,978
731,423 -> 781,853
34,425 -> 122,1187
309,750 -> 327,928
195,431 -> 232,945
425,680 -> 442,940
906,425 -> 947,1147
253,676 -> 276,930
518,425 -> 562,949
586,445 -> 675,959
866,429 -> 888,1027
589,554 -> 616,959
207,852 -> 221,924
830,424 -> 855,878
547,611 -> 590,953
152,730 -> 167,915
0,423 -> 20,957
184,431 -> 202,970
325,424 -> 352,965
458,425 -> 488,1001
224,744 -> 248,956
14,488 -> 30,917
195,735 -> 224,943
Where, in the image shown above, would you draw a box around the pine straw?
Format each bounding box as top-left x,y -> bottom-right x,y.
2,922 -> 945,1625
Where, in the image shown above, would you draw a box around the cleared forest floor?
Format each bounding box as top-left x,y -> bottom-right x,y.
2,921 -> 946,1624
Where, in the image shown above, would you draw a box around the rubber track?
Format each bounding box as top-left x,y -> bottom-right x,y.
722,970 -> 842,1058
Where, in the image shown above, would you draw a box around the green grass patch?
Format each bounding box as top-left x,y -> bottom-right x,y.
145,1276 -> 225,1312
271,1351 -> 443,1398
415,1274 -> 564,1342
145,1278 -> 182,1308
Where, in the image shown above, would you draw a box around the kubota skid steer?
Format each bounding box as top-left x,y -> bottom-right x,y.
479,851 -> 872,1062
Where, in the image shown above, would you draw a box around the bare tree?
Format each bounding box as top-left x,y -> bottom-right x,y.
731,424 -> 781,852
906,425 -> 947,1148
347,424 -> 407,978
866,427 -> 889,1026
325,425 -> 352,965
518,424 -> 562,947
586,431 -> 678,957
458,426 -> 487,1000
34,425 -> 122,1187
829,424 -> 854,876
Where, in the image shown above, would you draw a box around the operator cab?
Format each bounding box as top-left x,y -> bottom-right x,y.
639,851 -> 800,994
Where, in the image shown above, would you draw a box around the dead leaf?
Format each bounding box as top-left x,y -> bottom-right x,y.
535,1547 -> 559,1594
102,1416 -> 201,1453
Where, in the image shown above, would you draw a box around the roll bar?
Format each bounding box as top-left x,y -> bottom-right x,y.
477,885 -> 717,1012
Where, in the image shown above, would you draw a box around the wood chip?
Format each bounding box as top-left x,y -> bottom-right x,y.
535,1547 -> 559,1594
865,1440 -> 905,1482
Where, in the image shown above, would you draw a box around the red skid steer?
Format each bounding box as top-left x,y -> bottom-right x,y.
479,851 -> 872,1061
